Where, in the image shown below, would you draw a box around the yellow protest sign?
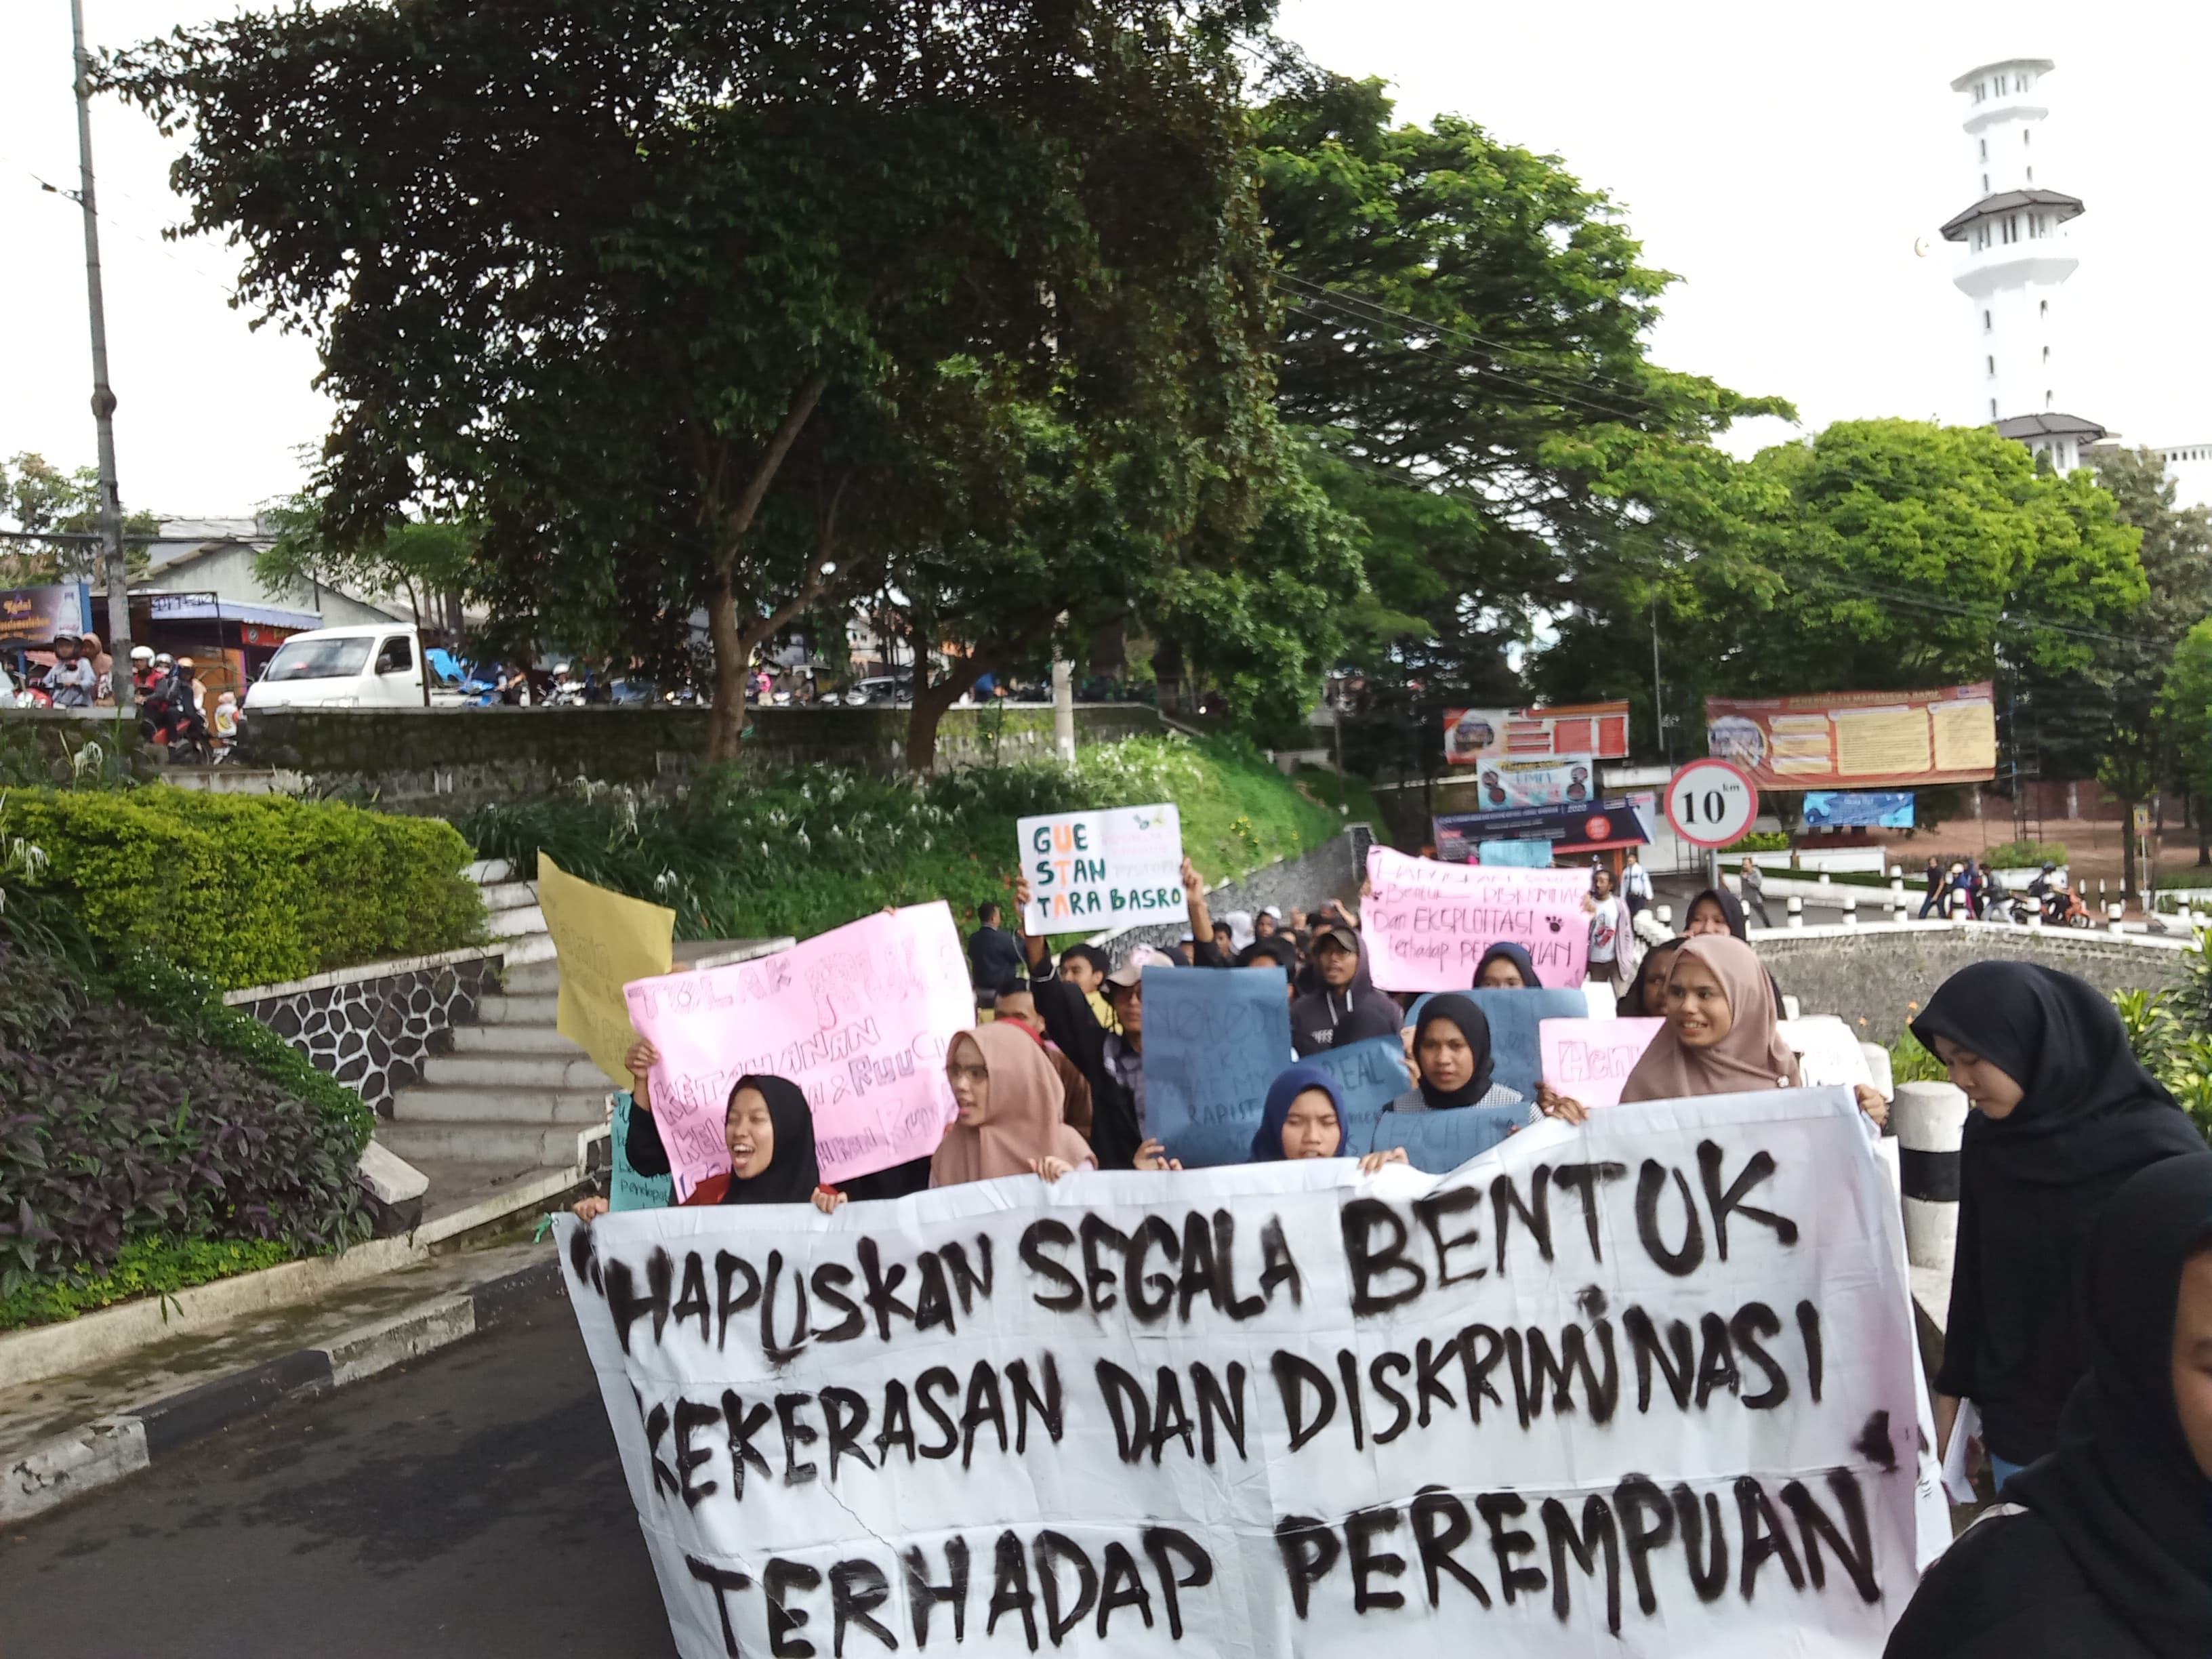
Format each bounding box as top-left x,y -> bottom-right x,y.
535,853 -> 675,1087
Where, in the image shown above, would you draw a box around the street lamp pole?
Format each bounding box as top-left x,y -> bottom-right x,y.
70,0 -> 135,718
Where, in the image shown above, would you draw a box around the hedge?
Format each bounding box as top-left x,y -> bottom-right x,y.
0,785 -> 485,989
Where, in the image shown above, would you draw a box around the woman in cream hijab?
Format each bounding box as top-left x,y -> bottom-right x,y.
931,1022 -> 1097,1187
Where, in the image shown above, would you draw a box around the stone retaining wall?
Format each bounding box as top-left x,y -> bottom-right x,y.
226,948 -> 503,1117
236,703 -> 1164,808
1753,925 -> 2187,1041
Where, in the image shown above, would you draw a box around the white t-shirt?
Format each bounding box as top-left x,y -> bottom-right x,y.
1588,895 -> 1622,964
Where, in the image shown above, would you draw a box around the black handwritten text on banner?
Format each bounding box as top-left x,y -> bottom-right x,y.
559,1089 -> 1921,1657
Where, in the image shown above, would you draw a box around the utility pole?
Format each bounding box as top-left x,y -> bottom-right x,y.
71,0 -> 134,717
1648,594 -> 1665,764
1050,611 -> 1075,763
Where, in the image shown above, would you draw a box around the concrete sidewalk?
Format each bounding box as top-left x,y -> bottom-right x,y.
1,1235 -> 568,1525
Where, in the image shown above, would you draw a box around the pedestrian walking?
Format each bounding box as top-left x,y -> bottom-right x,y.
1885,1154 -> 2212,1659
1912,961 -> 2211,1490
1288,920 -> 1400,1056
1385,994 -> 1528,1117
1620,847 -> 1654,918
1473,941 -> 1542,989
966,899 -> 1024,992
1582,865 -> 1636,994
1738,856 -> 1774,928
1919,855 -> 1944,920
1249,1065 -> 1406,1171
930,1023 -> 1094,1187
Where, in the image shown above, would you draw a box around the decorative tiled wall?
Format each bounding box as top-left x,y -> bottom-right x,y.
232,952 -> 501,1118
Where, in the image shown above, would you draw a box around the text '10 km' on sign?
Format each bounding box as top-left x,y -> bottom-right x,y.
1018,803 -> 1185,933
1664,758 -> 1758,850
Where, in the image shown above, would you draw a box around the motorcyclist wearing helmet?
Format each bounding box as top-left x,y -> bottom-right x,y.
130,644 -> 158,699
42,634 -> 96,708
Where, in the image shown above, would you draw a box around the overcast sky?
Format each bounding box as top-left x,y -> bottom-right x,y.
5,1 -> 2210,515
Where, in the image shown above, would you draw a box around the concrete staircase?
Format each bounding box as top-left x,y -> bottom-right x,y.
375,866 -> 788,1227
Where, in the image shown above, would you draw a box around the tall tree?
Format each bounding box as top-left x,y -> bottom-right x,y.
1,453 -> 156,586
110,0 -> 1277,760
1252,64 -> 1785,737
258,489 -> 475,640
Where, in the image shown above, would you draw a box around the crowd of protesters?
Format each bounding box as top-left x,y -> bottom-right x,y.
568,844 -> 2212,1654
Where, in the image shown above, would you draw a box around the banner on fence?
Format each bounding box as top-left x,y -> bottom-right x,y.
1432,798 -> 1648,863
1704,685 -> 1996,789
561,1087 -> 1925,1658
1801,792 -> 1916,830
1362,846 -> 1591,991
1139,965 -> 1294,1166
623,903 -> 971,1194
1018,803 -> 1183,933
538,853 -> 675,1088
1538,1017 -> 1664,1109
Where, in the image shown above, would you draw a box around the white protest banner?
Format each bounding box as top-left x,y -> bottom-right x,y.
1019,803 -> 1183,933
1780,1017 -> 1879,1093
623,903 -> 971,1195
1538,1016 -> 1664,1109
562,1087 -> 1923,1658
1362,844 -> 1591,991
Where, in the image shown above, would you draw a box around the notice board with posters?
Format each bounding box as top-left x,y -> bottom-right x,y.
1704,684 -> 1996,788
1443,701 -> 1631,766
1431,796 -> 1650,863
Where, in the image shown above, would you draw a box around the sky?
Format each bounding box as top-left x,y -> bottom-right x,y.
4,1 -> 2211,516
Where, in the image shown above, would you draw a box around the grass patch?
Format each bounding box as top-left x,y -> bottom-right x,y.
0,1235 -> 294,1331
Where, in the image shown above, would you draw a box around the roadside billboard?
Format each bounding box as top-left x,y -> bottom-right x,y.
1704,683 -> 1996,788
0,583 -> 91,647
1442,699 -> 1631,765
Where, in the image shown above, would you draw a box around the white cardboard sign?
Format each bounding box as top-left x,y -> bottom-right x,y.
1019,803 -> 1183,933
561,1088 -> 1924,1658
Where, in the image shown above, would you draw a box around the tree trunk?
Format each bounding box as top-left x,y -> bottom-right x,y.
703,571 -> 750,763
2121,798 -> 2140,902
907,651 -> 991,775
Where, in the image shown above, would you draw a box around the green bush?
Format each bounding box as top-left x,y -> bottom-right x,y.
1887,1030 -> 1948,1085
1983,838 -> 2068,869
1721,831 -> 1792,853
0,1235 -> 291,1330
0,785 -> 485,989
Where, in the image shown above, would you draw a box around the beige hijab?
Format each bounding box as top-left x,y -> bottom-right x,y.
1619,934 -> 1801,1103
929,1023 -> 1094,1186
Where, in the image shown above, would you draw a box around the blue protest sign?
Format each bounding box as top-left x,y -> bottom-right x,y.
1140,965 -> 1292,1166
1305,1034 -> 1411,1133
609,1092 -> 673,1212
1402,987 -> 1593,1100
1359,1103 -> 1525,1173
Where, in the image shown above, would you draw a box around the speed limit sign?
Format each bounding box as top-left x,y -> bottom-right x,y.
1664,758 -> 1757,848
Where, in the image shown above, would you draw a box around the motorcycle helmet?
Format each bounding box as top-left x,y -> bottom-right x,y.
175,656 -> 196,672
130,645 -> 154,663
154,653 -> 174,669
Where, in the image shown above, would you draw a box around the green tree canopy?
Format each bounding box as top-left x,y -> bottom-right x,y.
1,454 -> 156,587
110,0 -> 1278,758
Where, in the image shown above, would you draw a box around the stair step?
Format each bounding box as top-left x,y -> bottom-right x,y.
466,857 -> 516,886
480,880 -> 539,914
390,1082 -> 610,1124
422,1051 -> 610,1090
503,958 -> 563,994
497,934 -> 559,968
376,1118 -> 604,1168
488,903 -> 548,939
449,1022 -> 589,1057
474,992 -> 558,1027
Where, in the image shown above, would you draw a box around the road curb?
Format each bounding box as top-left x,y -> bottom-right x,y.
3,1256 -> 565,1526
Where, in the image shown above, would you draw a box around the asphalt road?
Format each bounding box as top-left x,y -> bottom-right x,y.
0,1298 -> 676,1659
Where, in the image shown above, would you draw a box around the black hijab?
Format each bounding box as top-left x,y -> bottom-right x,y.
1687,886 -> 1748,940
1473,941 -> 1542,989
720,1075 -> 821,1205
1411,993 -> 1496,1109
2006,1156 -> 2212,1656
1911,961 -> 2205,1187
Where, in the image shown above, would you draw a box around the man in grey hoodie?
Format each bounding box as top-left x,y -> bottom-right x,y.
1290,921 -> 1402,1057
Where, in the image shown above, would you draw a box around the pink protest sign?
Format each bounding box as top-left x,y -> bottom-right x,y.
1360,845 -> 1592,991
622,903 -> 972,1195
1538,1017 -> 1664,1109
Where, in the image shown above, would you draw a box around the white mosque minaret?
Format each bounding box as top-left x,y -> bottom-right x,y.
1943,58 -> 2104,471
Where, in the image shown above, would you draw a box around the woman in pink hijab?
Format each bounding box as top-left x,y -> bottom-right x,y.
1618,933 -> 1802,1103
930,1023 -> 1097,1187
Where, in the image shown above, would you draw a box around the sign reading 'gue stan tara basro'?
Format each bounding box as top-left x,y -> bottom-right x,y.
1019,803 -> 1183,933
562,1088 -> 1925,1659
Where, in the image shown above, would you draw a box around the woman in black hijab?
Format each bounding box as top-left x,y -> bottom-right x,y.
1885,1155 -> 2212,1658
1911,961 -> 2209,1488
1385,993 -> 1525,1115
1684,886 -> 1750,939
622,1063 -> 840,1210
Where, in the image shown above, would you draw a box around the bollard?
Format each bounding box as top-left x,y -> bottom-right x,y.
2108,901 -> 2127,935
1859,1041 -> 1893,1103
1818,870 -> 1832,886
1787,895 -> 1803,928
1889,863 -> 1902,879
1842,893 -> 1858,928
1895,1082 -> 1967,1274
